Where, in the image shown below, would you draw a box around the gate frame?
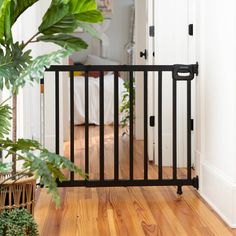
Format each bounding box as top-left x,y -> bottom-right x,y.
44,63 -> 199,194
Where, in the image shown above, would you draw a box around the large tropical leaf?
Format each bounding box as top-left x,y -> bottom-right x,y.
0,137 -> 85,206
38,0 -> 103,35
12,0 -> 39,24
40,15 -> 78,35
37,34 -> 88,51
75,10 -> 103,23
19,49 -> 72,85
52,0 -> 70,4
0,0 -> 12,44
0,43 -> 32,93
0,101 -> 11,138
70,0 -> 103,23
77,21 -> 100,39
38,3 -> 70,34
69,0 -> 97,14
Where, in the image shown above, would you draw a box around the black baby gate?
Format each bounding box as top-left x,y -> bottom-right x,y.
44,63 -> 199,194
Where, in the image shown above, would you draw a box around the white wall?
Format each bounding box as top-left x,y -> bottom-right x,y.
12,2 -> 41,140
71,0 -> 134,64
13,0 -> 66,154
106,0 -> 134,63
195,0 -> 236,227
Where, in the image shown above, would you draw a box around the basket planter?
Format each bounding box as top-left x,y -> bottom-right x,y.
0,173 -> 36,215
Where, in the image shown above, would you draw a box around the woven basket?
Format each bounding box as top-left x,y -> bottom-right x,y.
0,173 -> 36,215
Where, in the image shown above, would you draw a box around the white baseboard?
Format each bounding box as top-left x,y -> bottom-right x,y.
196,152 -> 236,228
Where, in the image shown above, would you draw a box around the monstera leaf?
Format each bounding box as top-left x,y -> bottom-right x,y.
0,101 -> 11,138
19,49 -> 72,85
0,43 -> 32,93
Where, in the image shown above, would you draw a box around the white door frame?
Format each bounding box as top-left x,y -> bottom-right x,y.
135,0 -> 155,161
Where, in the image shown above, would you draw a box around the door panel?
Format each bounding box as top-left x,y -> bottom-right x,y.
154,0 -> 190,167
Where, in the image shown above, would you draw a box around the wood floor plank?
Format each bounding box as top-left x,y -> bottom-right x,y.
35,126 -> 236,235
183,189 -> 234,236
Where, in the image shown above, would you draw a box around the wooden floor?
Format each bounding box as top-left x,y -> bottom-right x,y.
35,126 -> 236,236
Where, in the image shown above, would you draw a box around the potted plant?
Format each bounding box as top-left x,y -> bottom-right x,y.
0,0 -> 103,212
0,208 -> 39,236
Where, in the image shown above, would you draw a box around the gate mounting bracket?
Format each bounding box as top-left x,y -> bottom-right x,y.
192,176 -> 199,190
173,63 -> 199,81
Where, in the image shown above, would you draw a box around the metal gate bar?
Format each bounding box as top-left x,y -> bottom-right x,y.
70,71 -> 75,181
114,71 -> 119,180
45,63 -> 199,192
173,79 -> 177,180
129,71 -> 134,180
85,71 -> 89,178
144,71 -> 148,180
99,71 -> 105,180
158,71 -> 163,180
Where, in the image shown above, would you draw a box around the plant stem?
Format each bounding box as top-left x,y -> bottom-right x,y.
12,95 -> 17,176
23,32 -> 40,48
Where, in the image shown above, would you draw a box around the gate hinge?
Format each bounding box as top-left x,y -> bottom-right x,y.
191,119 -> 194,131
150,116 -> 155,127
149,26 -> 155,37
188,24 -> 193,36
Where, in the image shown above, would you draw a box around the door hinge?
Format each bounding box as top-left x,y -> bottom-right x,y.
188,24 -> 193,36
150,116 -> 155,127
191,119 -> 194,131
149,26 -> 155,37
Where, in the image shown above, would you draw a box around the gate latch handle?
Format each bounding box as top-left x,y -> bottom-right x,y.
173,63 -> 198,81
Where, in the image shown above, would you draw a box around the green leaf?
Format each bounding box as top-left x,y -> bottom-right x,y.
19,49 -> 72,85
12,0 -> 39,24
0,209 -> 39,236
50,0 -> 70,5
37,34 -> 88,51
69,0 -> 97,14
69,0 -> 103,23
0,162 -> 11,173
0,137 -> 86,207
38,3 -> 70,34
0,43 -> 32,93
0,0 -> 12,44
0,100 -> 11,138
39,0 -> 103,35
77,21 -> 101,39
40,15 -> 79,35
75,10 -> 103,23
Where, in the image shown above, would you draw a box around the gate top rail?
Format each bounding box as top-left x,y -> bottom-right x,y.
46,63 -> 198,75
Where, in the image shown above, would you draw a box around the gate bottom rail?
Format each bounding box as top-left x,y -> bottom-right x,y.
57,176 -> 199,191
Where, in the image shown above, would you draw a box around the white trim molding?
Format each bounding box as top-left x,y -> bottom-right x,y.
196,152 -> 236,228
